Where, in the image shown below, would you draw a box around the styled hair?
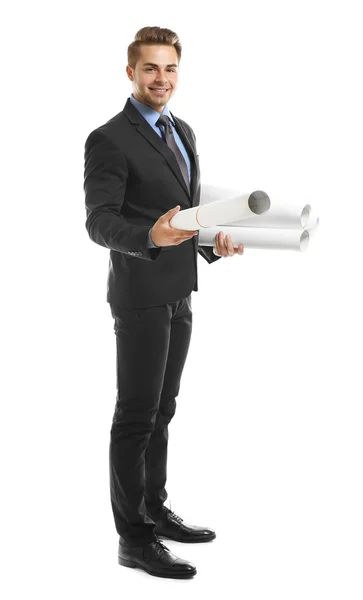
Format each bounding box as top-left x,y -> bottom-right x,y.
127,26 -> 182,69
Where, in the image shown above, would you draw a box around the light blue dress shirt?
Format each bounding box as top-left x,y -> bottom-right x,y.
129,93 -> 191,249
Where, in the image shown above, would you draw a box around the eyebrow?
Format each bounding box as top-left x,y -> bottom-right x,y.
142,62 -> 178,68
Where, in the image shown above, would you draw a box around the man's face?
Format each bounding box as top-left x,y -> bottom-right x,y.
126,44 -> 179,113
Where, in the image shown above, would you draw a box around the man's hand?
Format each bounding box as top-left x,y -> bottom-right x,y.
150,205 -> 198,247
213,232 -> 244,257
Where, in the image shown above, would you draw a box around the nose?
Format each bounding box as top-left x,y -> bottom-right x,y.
154,72 -> 168,85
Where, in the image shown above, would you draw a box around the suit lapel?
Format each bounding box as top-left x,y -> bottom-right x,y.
123,99 -> 198,207
170,112 -> 199,206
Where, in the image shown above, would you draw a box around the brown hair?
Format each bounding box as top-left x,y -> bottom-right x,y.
127,26 -> 182,69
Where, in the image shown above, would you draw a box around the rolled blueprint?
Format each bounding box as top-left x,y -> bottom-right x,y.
170,190 -> 270,231
305,209 -> 320,230
217,202 -> 311,229
199,183 -> 311,229
306,214 -> 320,241
198,226 -> 310,252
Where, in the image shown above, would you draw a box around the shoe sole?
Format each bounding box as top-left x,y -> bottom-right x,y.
118,556 -> 197,579
156,533 -> 216,543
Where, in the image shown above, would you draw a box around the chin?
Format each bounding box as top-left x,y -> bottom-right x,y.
150,97 -> 167,105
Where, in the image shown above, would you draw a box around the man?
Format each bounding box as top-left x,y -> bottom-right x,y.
84,26 -> 244,579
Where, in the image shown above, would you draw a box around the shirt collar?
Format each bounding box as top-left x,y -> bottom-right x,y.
129,93 -> 176,128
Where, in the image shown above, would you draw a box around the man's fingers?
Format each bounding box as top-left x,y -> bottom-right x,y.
174,230 -> 198,244
216,231 -> 225,257
183,229 -> 198,241
226,234 -> 234,256
217,231 -> 230,257
163,205 -> 180,221
215,232 -> 221,255
215,232 -> 244,257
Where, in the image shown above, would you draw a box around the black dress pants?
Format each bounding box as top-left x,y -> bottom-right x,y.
109,294 -> 193,547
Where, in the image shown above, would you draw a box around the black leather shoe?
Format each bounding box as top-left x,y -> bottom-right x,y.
153,508 -> 216,543
118,538 -> 197,579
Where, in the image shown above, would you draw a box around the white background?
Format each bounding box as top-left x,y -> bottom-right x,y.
2,1 -> 363,598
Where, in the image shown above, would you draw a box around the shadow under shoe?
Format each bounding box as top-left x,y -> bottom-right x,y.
118,539 -> 197,579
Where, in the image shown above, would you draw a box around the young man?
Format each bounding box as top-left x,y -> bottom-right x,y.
84,26 -> 244,579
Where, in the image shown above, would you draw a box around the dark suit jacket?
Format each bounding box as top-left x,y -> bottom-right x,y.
84,97 -> 221,308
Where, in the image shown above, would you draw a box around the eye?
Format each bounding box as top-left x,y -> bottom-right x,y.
145,67 -> 176,72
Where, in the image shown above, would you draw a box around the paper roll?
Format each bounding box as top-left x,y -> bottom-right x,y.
170,190 -> 270,231
200,183 -> 246,204
218,202 -> 311,229
306,216 -> 320,241
199,184 -> 311,229
199,226 -> 310,252
305,210 -> 320,230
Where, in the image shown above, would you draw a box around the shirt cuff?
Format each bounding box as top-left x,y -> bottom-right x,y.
147,228 -> 158,248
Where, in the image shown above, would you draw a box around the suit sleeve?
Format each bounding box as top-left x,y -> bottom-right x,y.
187,125 -> 222,265
84,130 -> 161,261
197,242 -> 222,264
